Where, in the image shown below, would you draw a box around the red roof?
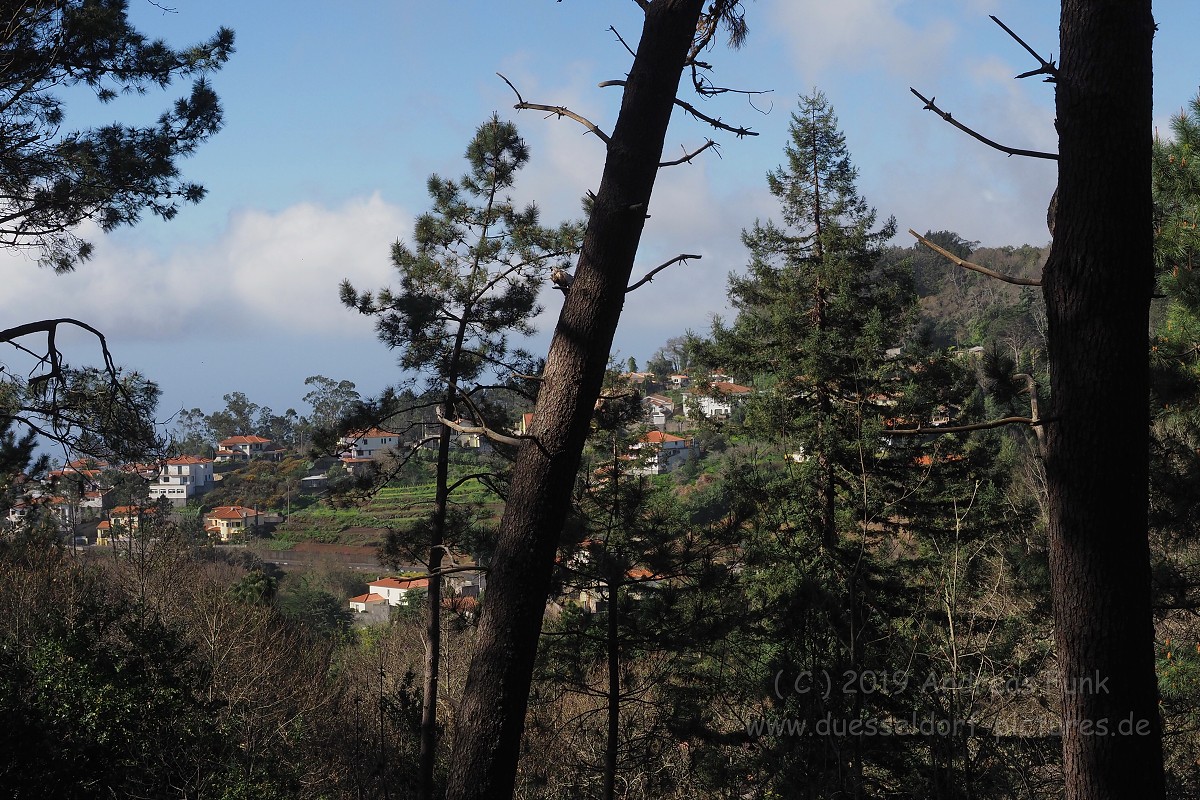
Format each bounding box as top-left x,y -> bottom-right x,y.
165,455 -> 212,465
344,428 -> 399,440
640,430 -> 687,444
49,467 -> 101,479
442,596 -> 479,612
65,459 -> 109,469
350,592 -> 387,604
205,505 -> 259,520
218,435 -> 272,446
110,505 -> 153,516
370,577 -> 430,591
708,381 -> 751,394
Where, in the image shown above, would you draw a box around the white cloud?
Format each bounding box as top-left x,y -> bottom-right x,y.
0,194 -> 411,345
767,0 -> 957,83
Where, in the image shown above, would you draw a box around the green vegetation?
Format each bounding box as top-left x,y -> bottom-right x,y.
0,4 -> 1185,798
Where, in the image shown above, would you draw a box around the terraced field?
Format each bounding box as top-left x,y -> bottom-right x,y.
270,477 -> 503,547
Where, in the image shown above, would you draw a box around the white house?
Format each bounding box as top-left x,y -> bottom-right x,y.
203,505 -> 261,541
628,430 -> 696,474
338,428 -> 401,461
368,576 -> 430,606
148,455 -> 214,505
215,435 -> 283,462
687,381 -> 752,419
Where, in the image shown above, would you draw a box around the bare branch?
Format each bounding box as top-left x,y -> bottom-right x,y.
990,15 -> 1057,82
438,414 -> 525,448
599,80 -> 758,137
909,88 -> 1057,160
909,229 -> 1042,286
626,253 -> 702,293
446,472 -> 500,494
885,416 -> 1046,435
890,373 -> 1046,442
660,139 -> 719,167
626,0 -> 649,12
2,317 -> 117,380
497,73 -> 611,145
609,25 -> 636,58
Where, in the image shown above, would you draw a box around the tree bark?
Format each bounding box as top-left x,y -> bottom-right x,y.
443,2 -> 705,798
1042,1 -> 1164,797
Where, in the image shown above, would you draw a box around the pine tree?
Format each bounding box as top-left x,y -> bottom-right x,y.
1148,90 -> 1200,796
694,91 -> 1028,795
693,90 -> 899,794
342,114 -> 581,800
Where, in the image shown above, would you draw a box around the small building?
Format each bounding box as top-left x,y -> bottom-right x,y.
348,592 -> 390,625
687,380 -> 752,419
337,428 -> 401,462
148,455 -> 214,506
368,576 -> 430,606
628,429 -> 696,474
215,435 -> 283,462
203,505 -> 261,541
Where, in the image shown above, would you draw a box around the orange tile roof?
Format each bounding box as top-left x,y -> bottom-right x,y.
66,459 -> 109,469
110,505 -> 153,516
218,435 -> 272,446
165,455 -> 213,465
350,592 -> 387,604
640,430 -> 688,444
442,596 -> 479,612
352,428 -> 399,439
205,505 -> 260,520
370,577 -> 430,591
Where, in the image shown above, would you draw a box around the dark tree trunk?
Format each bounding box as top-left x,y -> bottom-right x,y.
420,321 -> 466,799
443,3 -> 705,798
417,414 -> 449,800
1042,1 -> 1164,797
603,575 -> 620,800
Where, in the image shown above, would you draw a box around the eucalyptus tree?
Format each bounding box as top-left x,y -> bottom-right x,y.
341,114 -> 581,799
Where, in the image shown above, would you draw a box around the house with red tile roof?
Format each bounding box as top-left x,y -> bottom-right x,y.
203,505 -> 261,541
368,576 -> 430,606
148,455 -> 214,506
337,428 -> 401,462
687,380 -> 753,419
96,505 -> 157,545
628,429 -> 696,474
215,435 -> 283,462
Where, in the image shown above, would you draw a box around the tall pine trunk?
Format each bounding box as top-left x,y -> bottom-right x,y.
1043,1 -> 1164,796
443,3 -> 705,798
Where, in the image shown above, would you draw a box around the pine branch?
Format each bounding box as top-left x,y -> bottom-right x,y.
627,253 -> 702,292
497,73 -> 611,145
660,139 -> 719,167
599,80 -> 758,137
437,413 -> 525,448
909,229 -> 1042,286
609,25 -> 637,58
909,88 -> 1057,160
991,15 -> 1058,82
885,416 -> 1044,435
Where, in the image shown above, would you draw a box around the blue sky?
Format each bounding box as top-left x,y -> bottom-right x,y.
7,0 -> 1200,435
